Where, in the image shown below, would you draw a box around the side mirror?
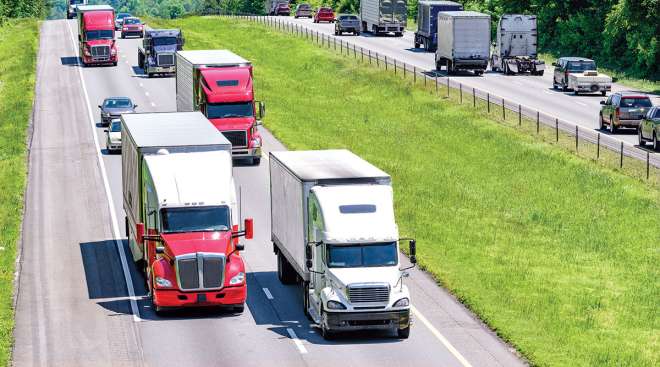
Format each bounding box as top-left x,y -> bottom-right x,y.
104,129 -> 109,133
409,239 -> 417,264
305,244 -> 313,269
155,246 -> 165,254
78,34 -> 82,42
551,62 -> 558,67
244,218 -> 254,240
600,101 -> 605,105
136,222 -> 145,245
98,105 -> 102,109
258,101 -> 266,118
133,104 -> 138,109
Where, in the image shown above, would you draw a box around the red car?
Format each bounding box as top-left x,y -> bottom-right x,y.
314,7 -> 335,23
120,17 -> 144,38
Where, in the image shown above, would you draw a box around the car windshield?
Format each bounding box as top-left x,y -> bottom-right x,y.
340,15 -> 358,20
104,98 -> 132,108
326,242 -> 398,268
161,206 -> 231,233
109,120 -> 121,132
299,4 -> 310,9
320,8 -> 332,12
206,102 -> 253,119
70,0 -> 84,4
621,98 -> 652,108
85,30 -> 114,40
124,18 -> 140,25
567,61 -> 597,71
152,37 -> 177,46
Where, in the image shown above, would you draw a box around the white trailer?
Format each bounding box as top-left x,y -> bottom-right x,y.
435,11 -> 490,75
269,149 -> 417,339
491,14 -> 545,75
359,0 -> 407,36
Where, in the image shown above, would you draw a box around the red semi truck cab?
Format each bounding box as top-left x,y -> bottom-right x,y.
176,50 -> 265,165
77,5 -> 118,66
121,112 -> 253,314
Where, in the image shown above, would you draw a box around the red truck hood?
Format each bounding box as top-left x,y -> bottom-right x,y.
85,39 -> 114,47
209,117 -> 255,131
161,231 -> 231,257
201,67 -> 254,104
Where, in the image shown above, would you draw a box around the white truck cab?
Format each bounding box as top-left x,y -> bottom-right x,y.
270,150 -> 417,339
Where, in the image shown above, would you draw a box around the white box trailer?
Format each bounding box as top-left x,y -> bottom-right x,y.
270,150 -> 417,339
359,0 -> 407,36
435,11 -> 490,75
121,112 -> 232,262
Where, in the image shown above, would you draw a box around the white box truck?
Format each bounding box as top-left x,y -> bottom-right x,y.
269,150 -> 417,339
359,0 -> 407,36
122,112 -> 254,313
435,11 -> 490,75
490,14 -> 545,75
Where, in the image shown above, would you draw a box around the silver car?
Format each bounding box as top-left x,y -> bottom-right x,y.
98,97 -> 137,126
104,118 -> 122,153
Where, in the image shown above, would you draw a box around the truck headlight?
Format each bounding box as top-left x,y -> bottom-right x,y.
111,48 -> 117,56
155,277 -> 172,288
393,298 -> 409,307
229,272 -> 245,285
327,300 -> 346,310
250,138 -> 261,148
83,48 -> 91,56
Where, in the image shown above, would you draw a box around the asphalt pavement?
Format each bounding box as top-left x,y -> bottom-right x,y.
13,19 -> 527,367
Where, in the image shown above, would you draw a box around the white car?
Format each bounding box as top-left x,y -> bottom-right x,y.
105,118 -> 122,153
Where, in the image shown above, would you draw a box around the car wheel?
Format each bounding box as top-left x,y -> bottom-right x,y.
574,90 -> 579,95
639,129 -> 646,146
233,304 -> 245,313
654,133 -> 659,151
601,91 -> 606,96
112,62 -> 117,66
609,116 -> 616,133
599,114 -> 605,130
414,41 -> 420,48
552,79 -> 557,90
562,83 -> 567,92
397,326 -> 411,339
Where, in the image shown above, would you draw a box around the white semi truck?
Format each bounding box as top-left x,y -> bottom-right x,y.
490,14 -> 545,75
435,11 -> 490,75
269,150 -> 417,339
359,0 -> 407,36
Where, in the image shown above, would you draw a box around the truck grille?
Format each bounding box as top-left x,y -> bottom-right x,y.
348,284 -> 390,303
222,130 -> 248,148
176,253 -> 226,291
157,53 -> 175,67
91,45 -> 110,60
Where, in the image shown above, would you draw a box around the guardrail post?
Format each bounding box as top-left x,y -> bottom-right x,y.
446,78 -> 449,98
536,111 -> 540,133
473,88 -> 476,108
555,118 -> 559,142
435,75 -> 438,95
575,126 -> 578,151
376,53 -> 379,67
620,142 -> 624,168
502,99 -> 505,120
385,56 -> 388,70
518,104 -> 522,125
647,152 -> 650,179
459,84 -> 462,104
597,133 -> 600,159
353,44 -> 356,58
487,93 -> 490,113
340,40 -> 343,53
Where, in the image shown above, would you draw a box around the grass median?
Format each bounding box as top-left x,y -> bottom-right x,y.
0,18 -> 39,365
151,16 -> 659,367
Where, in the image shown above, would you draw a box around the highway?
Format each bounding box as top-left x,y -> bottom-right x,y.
12,19 -> 526,366
267,15 -> 659,151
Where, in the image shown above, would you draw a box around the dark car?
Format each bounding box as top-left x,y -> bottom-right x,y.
335,14 -> 360,35
115,12 -> 131,30
120,17 -> 144,38
314,7 -> 335,23
272,2 -> 291,16
599,92 -> 652,133
98,97 -> 137,126
638,106 -> 660,150
295,3 -> 313,18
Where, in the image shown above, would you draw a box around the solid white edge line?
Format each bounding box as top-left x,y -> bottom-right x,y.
411,306 -> 472,367
286,328 -> 308,354
262,287 -> 274,300
66,21 -> 142,322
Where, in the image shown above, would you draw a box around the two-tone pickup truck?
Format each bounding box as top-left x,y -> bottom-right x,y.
552,57 -> 612,95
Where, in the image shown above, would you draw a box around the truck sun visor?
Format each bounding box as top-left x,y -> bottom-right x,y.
217,80 -> 239,87
339,204 -> 377,214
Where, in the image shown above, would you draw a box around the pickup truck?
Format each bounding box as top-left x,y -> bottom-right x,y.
552,57 -> 612,95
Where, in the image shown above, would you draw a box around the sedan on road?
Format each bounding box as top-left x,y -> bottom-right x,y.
314,7 -> 335,23
294,3 -> 313,18
600,92 -> 652,133
115,12 -> 131,30
271,2 -> 291,16
638,106 -> 660,150
104,118 -> 122,153
335,14 -> 360,35
98,97 -> 137,126
120,17 -> 144,38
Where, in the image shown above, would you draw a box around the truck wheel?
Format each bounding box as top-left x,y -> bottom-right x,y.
601,91 -> 606,96
638,129 -> 646,146
112,62 -> 117,67
147,73 -> 153,78
414,41 -> 420,48
362,21 -> 368,33
320,311 -> 335,340
252,157 -> 261,166
394,32 -> 403,37
537,70 -> 544,76
277,252 -> 296,284
574,90 -> 579,95
233,304 -> 245,313
562,84 -> 567,92
397,326 -> 410,339
302,281 -> 312,320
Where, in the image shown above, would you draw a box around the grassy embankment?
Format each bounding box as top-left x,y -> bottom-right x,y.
0,19 -> 39,366
151,16 -> 659,367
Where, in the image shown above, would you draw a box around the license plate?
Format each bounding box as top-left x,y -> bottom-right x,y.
197,294 -> 207,303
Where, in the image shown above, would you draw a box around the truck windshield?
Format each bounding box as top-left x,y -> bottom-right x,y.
326,242 -> 398,268
71,0 -> 84,4
567,61 -> 596,71
85,30 -> 114,40
206,102 -> 254,119
152,37 -> 177,46
161,206 -> 231,233
620,98 -> 652,108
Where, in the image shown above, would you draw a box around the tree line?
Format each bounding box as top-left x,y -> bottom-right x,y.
0,0 -> 46,21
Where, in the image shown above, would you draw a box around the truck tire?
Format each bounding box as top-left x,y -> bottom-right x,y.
302,281 -> 312,320
414,41 -> 420,48
394,32 -> 403,37
601,91 -> 606,96
233,304 -> 245,313
112,62 -> 117,67
320,311 -> 335,340
397,326 -> 411,339
638,129 -> 646,146
277,252 -> 297,284
362,21 -> 368,33
537,70 -> 544,76
252,157 -> 261,166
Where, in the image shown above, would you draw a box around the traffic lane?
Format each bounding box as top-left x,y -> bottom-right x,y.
13,20 -> 143,367
66,20 -> 308,366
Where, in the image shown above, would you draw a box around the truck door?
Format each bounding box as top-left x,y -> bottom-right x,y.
142,168 -> 159,272
307,194 -> 324,315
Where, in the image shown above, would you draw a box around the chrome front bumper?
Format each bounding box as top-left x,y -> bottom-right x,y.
325,309 -> 410,332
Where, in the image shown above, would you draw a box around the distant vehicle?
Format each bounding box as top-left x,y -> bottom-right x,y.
266,0 -> 290,16
104,118 -> 122,153
360,0 -> 406,36
314,7 -> 335,23
77,5 -> 118,67
435,11 -> 490,75
335,14 -> 360,35
600,92 -> 653,133
490,14 -> 545,75
414,1 -> 462,51
115,12 -> 131,30
269,150 -> 417,340
294,3 -> 313,18
638,106 -> 660,150
122,112 -> 253,314
552,57 -> 612,95
67,0 -> 87,20
120,17 -> 144,38
138,29 -> 184,78
98,97 -> 137,126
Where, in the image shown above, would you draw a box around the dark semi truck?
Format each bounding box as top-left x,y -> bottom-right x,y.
137,29 -> 184,78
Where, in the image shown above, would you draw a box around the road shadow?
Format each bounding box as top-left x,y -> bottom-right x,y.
404,47 -> 430,54
60,56 -> 80,67
131,66 -> 145,77
80,240 -> 133,299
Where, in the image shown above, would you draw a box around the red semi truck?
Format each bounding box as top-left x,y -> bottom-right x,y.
176,50 -> 264,165
77,5 -> 118,66
122,112 -> 253,313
